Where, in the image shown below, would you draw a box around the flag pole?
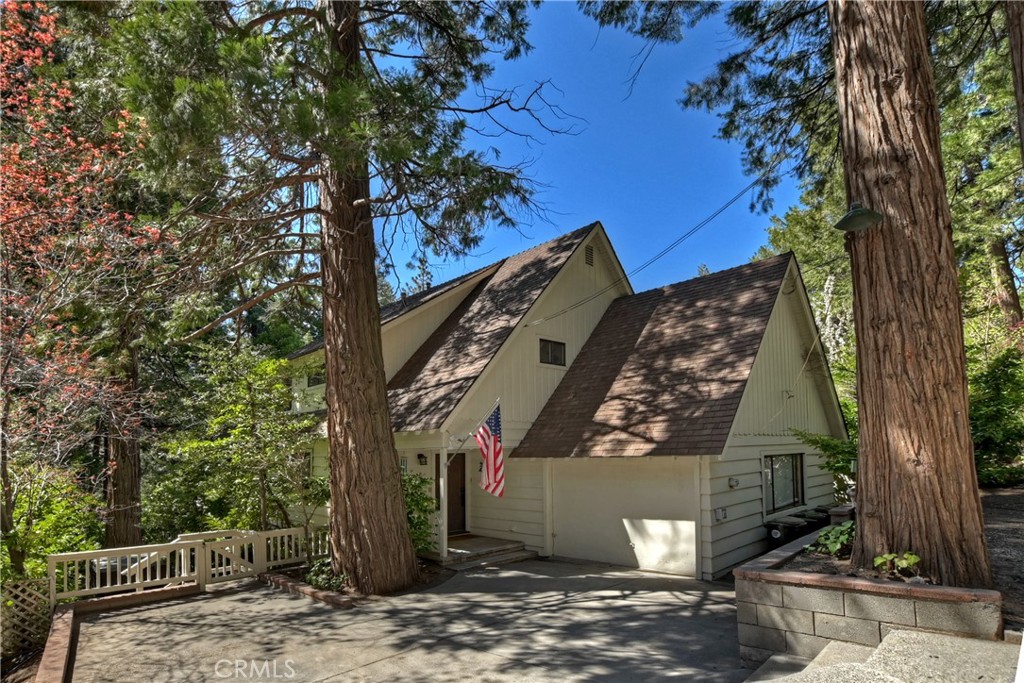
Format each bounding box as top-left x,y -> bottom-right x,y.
447,396 -> 501,458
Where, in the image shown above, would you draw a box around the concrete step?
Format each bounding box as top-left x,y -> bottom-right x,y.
804,641 -> 874,670
744,654 -> 810,682
862,629 -> 1019,683
770,629 -> 1020,683
445,549 -> 538,572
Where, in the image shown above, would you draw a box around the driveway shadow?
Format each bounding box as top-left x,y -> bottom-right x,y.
71,559 -> 748,683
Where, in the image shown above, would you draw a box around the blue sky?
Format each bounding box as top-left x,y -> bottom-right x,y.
384,3 -> 802,295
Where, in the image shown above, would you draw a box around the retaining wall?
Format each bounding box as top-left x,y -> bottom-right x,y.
733,532 -> 1003,666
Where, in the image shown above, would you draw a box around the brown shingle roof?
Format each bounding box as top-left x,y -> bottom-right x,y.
286,264 -> 497,360
387,224 -> 597,432
511,253 -> 793,458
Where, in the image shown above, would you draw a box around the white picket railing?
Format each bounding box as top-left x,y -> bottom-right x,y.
48,526 -> 328,609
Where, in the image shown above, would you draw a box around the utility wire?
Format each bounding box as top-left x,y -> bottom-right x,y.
525,159 -> 793,327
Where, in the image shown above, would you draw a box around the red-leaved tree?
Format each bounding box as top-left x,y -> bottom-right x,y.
1,1 -> 163,568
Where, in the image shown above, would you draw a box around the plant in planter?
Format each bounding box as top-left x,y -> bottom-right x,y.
805,521 -> 855,558
873,552 -> 922,581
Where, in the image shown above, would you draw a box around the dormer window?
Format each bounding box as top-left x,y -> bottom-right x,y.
539,339 -> 566,366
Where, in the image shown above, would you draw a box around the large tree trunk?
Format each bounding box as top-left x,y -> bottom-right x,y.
828,0 -> 992,587
988,237 -> 1024,341
1006,1 -> 1024,166
104,348 -> 142,548
318,0 -> 418,595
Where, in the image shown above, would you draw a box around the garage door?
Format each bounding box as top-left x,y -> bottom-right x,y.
551,457 -> 699,576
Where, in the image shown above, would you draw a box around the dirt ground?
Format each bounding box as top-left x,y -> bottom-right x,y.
982,487 -> 1024,630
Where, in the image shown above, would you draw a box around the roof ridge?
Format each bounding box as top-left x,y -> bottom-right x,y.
626,251 -> 792,300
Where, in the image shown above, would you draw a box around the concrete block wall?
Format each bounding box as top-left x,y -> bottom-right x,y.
733,532 -> 1003,667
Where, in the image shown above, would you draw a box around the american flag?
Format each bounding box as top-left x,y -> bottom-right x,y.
475,405 -> 504,498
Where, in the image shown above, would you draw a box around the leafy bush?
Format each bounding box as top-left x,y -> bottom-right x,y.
969,348 -> 1024,486
1,463 -> 104,582
304,558 -> 346,592
401,472 -> 436,553
805,521 -> 854,557
793,429 -> 857,503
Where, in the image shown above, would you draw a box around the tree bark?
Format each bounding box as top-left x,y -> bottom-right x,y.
828,0 -> 992,586
318,0 -> 418,595
104,348 -> 143,548
1006,1 -> 1024,166
988,237 -> 1024,342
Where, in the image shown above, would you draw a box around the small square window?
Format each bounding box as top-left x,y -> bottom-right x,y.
307,371 -> 325,387
764,454 -> 804,514
539,339 -> 566,366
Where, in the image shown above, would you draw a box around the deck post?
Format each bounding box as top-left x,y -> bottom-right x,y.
439,434 -> 449,561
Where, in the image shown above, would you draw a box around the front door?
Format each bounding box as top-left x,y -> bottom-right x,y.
447,452 -> 467,535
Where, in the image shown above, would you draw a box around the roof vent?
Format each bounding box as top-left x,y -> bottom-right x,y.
584,244 -> 595,267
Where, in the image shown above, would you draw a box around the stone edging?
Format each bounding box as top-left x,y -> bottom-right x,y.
257,572 -> 359,608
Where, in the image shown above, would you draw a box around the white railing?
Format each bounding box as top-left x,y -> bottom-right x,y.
48,526 -> 329,609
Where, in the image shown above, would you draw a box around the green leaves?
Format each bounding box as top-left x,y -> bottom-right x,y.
805,521 -> 854,558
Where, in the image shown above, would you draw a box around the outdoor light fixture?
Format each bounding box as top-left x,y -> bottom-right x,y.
834,202 -> 884,233
417,453 -> 428,466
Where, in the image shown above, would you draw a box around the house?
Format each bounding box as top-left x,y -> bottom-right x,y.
289,222 -> 846,580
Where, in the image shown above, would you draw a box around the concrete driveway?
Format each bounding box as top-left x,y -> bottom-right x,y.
71,559 -> 749,682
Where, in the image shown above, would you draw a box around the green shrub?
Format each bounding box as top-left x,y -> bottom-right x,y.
970,348 -> 1024,485
401,471 -> 435,553
805,521 -> 855,557
304,558 -> 346,592
793,429 -> 857,503
873,551 -> 921,579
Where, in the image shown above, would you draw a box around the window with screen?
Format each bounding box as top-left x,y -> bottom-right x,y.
539,339 -> 566,366
764,453 -> 803,514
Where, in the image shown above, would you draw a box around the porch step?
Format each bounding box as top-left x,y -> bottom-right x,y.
445,549 -> 538,572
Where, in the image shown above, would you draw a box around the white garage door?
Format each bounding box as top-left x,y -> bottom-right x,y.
551,457 -> 700,576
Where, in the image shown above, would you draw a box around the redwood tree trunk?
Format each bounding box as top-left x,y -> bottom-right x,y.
828,0 -> 992,587
318,0 -> 418,595
988,237 -> 1024,341
104,348 -> 142,548
1006,1 -> 1024,166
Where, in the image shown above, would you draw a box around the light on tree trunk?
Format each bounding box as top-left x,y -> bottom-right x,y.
834,203 -> 884,232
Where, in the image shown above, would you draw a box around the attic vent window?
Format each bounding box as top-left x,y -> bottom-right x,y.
539,339 -> 566,366
584,245 -> 595,266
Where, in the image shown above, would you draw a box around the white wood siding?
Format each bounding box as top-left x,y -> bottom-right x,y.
446,231 -> 628,449
448,232 -> 630,549
469,458 -> 546,551
699,265 -> 846,579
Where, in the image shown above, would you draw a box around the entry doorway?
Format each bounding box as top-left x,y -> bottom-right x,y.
436,452 -> 467,535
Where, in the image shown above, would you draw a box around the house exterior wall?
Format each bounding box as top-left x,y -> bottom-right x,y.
700,265 -> 845,579
453,232 -> 630,549
549,457 -> 700,576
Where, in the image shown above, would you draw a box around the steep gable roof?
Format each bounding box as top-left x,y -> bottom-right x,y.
387,223 -> 597,432
287,264 -> 496,361
512,253 -> 793,458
